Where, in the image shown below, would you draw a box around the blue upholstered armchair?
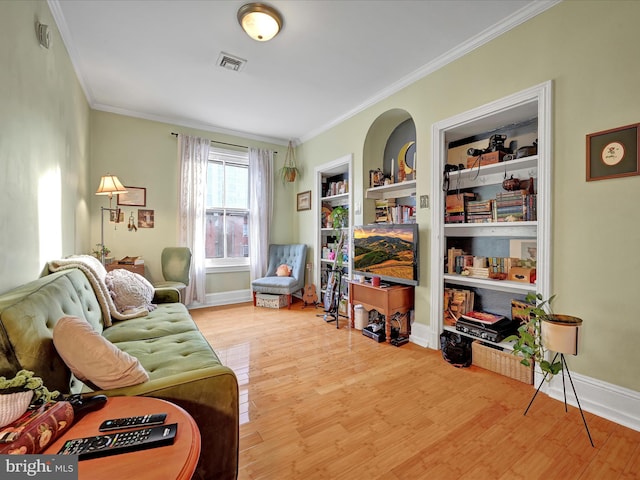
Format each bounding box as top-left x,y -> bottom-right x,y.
251,244 -> 307,309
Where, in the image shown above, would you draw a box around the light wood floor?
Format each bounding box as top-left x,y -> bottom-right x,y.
191,301 -> 640,480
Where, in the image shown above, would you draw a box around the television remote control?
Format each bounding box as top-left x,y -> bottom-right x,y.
57,423 -> 178,460
99,413 -> 167,432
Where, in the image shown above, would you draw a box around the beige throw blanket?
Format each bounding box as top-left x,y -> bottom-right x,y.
46,255 -> 148,327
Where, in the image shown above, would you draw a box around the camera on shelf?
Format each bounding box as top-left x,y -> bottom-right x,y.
444,163 -> 465,173
466,134 -> 510,157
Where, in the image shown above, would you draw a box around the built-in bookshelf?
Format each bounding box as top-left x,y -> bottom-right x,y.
314,155 -> 353,314
430,81 -> 552,355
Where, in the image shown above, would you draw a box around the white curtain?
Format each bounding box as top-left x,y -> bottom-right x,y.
249,147 -> 274,281
177,134 -> 210,305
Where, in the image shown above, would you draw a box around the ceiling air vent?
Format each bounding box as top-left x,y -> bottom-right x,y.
217,52 -> 247,72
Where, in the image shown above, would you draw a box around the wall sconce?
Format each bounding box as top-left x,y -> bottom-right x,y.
95,174 -> 127,265
237,3 -> 283,42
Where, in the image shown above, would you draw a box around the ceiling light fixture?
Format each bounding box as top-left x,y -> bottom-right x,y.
237,3 -> 283,42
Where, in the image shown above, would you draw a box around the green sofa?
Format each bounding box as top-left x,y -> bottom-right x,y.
0,268 -> 238,480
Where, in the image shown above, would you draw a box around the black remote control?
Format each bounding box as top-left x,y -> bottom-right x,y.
57,423 -> 178,460
98,413 -> 167,432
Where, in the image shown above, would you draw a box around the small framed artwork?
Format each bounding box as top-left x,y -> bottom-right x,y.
586,123 -> 639,181
117,186 -> 147,206
297,190 -> 311,211
138,209 -> 155,228
509,239 -> 537,261
109,209 -> 124,224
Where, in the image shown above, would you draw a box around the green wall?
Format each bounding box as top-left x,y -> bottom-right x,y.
0,0 -> 90,292
2,0 -> 639,393
295,0 -> 640,391
89,111 -> 288,290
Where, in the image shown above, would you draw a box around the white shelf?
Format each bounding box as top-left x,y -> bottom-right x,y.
321,192 -> 349,205
444,274 -> 535,294
365,179 -> 416,199
444,222 -> 537,237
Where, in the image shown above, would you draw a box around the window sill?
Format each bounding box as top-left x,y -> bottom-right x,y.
206,264 -> 250,274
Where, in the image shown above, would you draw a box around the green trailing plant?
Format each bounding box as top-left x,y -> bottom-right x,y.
279,140 -> 299,184
329,206 -> 349,269
505,292 -> 562,378
0,370 -> 60,405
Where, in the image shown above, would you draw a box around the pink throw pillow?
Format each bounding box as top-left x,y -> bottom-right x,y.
276,264 -> 292,277
53,316 -> 149,390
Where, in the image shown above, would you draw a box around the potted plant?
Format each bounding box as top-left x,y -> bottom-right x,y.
91,243 -> 110,260
329,206 -> 349,268
505,292 -> 563,378
0,370 -> 60,427
279,140 -> 299,183
506,292 -> 583,380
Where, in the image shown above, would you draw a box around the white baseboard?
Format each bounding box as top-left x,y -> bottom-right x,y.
413,325 -> 640,432
198,289 -> 252,307
189,297 -> 640,432
409,322 -> 431,348
544,368 -> 640,432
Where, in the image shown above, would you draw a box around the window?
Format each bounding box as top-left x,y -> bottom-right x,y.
205,148 -> 249,268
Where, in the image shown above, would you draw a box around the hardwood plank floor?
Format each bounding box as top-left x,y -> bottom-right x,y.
191,301 -> 640,480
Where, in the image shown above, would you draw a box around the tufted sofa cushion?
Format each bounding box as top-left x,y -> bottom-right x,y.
0,268 -> 239,480
0,270 -> 103,393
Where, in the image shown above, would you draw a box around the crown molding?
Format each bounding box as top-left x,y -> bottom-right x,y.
299,0 -> 561,143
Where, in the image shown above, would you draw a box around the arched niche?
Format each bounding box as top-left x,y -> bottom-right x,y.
362,109 -> 416,223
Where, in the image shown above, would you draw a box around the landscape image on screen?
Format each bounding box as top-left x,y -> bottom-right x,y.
353,226 -> 416,282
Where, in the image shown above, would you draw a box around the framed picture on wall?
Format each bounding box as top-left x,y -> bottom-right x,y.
297,191 -> 311,211
117,186 -> 147,206
138,209 -> 154,228
586,123 -> 640,181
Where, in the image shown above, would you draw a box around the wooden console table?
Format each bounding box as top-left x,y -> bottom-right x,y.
106,263 -> 145,276
45,396 -> 200,480
348,281 -> 414,342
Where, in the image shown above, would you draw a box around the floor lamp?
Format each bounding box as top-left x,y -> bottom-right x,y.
95,174 -> 128,265
524,314 -> 594,447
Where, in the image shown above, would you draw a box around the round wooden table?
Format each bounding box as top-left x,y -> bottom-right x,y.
45,396 -> 200,480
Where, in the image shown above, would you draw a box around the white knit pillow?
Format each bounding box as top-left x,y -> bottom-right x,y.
105,269 -> 156,315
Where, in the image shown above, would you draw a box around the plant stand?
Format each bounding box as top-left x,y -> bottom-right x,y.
524,352 -> 594,447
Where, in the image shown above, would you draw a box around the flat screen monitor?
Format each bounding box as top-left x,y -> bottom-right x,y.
352,223 -> 419,286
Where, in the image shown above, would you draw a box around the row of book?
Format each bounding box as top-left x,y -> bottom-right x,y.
443,287 -> 474,326
374,199 -> 416,224
446,247 -> 522,277
445,191 -> 537,223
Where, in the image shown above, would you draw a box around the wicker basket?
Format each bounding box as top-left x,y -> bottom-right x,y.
472,341 -> 533,384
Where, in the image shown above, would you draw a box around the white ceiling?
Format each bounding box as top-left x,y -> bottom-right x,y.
50,0 -> 557,145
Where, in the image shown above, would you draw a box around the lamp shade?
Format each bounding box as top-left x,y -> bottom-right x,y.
238,3 -> 282,41
95,174 -> 127,197
541,315 -> 582,356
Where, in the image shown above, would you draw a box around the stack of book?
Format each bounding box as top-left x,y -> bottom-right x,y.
443,287 -> 474,326
446,247 -> 464,274
465,199 -> 494,223
374,199 -> 395,223
488,256 -> 519,276
445,193 -> 475,223
494,191 -> 537,222
118,256 -> 144,265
